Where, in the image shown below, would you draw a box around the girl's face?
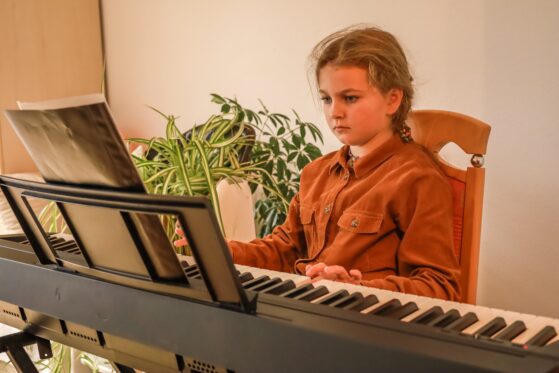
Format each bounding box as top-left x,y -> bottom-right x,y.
318,64 -> 402,155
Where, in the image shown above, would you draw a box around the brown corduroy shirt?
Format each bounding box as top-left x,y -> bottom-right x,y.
229,134 -> 461,301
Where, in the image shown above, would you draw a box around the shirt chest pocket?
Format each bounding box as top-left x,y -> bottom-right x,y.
337,211 -> 383,234
300,205 -> 316,250
300,205 -> 314,225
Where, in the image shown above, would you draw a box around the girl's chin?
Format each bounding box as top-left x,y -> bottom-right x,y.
333,133 -> 358,146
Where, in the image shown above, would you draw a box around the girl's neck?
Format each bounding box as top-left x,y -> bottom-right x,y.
349,128 -> 394,158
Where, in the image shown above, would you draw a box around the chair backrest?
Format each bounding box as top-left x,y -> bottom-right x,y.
407,110 -> 491,304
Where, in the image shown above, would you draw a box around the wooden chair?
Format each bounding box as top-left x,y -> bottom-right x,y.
407,110 -> 491,304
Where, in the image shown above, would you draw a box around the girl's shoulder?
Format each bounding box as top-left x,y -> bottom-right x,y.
396,142 -> 446,175
389,142 -> 454,200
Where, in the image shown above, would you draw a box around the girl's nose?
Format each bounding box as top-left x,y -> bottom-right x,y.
330,100 -> 345,119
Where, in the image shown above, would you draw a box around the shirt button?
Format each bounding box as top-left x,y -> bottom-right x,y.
343,172 -> 350,180
351,218 -> 359,228
324,205 -> 331,214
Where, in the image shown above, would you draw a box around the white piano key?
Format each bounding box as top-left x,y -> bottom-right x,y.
400,298 -> 443,322
177,254 -> 194,266
512,316 -> 557,345
260,269 -> 309,285
461,309 -> 533,338
241,268 -> 269,279
498,310 -> 535,325
546,334 -> 559,346
309,280 -> 350,304
361,292 -> 415,315
460,309 -> 496,335
541,319 -> 559,346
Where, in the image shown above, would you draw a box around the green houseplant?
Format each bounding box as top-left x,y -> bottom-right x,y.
129,93 -> 323,240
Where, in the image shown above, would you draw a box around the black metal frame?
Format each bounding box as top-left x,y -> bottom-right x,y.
0,332 -> 52,373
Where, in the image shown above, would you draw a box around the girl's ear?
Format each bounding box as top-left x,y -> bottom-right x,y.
386,89 -> 404,115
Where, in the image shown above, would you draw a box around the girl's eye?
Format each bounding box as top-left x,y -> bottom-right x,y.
345,96 -> 358,103
320,96 -> 332,104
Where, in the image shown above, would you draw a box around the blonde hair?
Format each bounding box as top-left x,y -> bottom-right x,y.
309,25 -> 414,135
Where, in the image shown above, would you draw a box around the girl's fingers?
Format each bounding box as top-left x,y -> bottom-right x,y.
324,265 -> 352,281
173,238 -> 187,247
305,262 -> 327,278
349,269 -> 363,282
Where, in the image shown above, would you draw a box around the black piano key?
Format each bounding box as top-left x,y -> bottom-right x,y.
242,275 -> 270,289
280,283 -> 314,298
49,237 -> 67,246
316,290 -> 350,306
294,286 -> 329,302
52,241 -> 74,249
526,326 -> 557,347
410,306 -> 445,325
238,272 -> 254,283
261,280 -> 296,295
443,312 -> 479,332
426,309 -> 461,328
474,317 -> 507,337
183,264 -> 199,275
186,270 -> 200,278
368,299 -> 402,316
52,241 -> 78,251
56,239 -> 77,248
183,264 -> 198,274
247,277 -> 282,291
179,260 -> 189,268
494,321 -> 526,341
329,293 -> 364,309
385,302 -> 419,320
347,294 -> 379,312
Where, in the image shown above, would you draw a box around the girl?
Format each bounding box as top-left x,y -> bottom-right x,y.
180,25 -> 460,301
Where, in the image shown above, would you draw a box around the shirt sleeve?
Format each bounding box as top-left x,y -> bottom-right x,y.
360,171 -> 462,301
228,193 -> 307,272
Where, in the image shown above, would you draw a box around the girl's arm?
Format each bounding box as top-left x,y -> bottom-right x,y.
228,193 -> 307,273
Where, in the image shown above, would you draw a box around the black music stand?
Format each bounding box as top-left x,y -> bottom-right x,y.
0,175 -> 258,372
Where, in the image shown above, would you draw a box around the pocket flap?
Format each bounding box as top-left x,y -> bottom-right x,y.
300,205 -> 314,224
337,211 -> 383,234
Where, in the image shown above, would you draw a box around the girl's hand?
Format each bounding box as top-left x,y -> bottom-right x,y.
305,262 -> 362,284
174,221 -> 188,247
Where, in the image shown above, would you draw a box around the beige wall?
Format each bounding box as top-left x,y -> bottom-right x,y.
0,0 -> 104,174
101,0 -> 559,317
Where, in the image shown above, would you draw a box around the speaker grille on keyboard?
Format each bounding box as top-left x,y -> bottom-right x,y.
184,357 -> 230,373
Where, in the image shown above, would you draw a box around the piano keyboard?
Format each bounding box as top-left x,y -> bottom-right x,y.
10,233 -> 559,351
180,254 -> 559,350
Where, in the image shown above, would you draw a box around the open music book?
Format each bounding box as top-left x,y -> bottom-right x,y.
5,94 -> 143,190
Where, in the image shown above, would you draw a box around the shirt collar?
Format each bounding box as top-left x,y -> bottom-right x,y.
328,133 -> 405,177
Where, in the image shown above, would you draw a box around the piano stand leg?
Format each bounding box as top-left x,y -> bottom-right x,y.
0,331 -> 52,373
